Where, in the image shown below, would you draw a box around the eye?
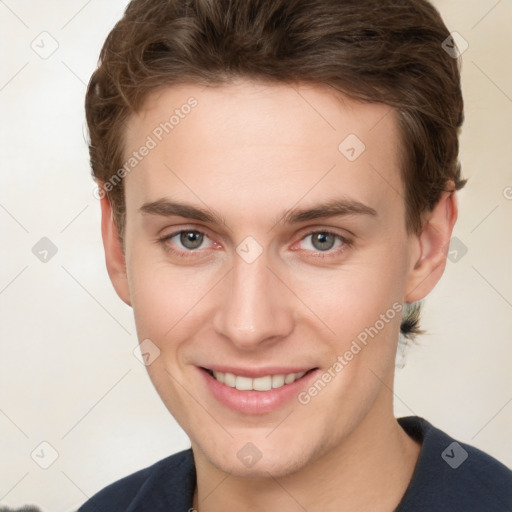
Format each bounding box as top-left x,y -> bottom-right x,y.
297,230 -> 351,257
175,230 -> 206,250
158,229 -> 213,256
303,232 -> 338,251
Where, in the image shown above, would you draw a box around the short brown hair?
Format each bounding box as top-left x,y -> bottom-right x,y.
85,0 -> 466,341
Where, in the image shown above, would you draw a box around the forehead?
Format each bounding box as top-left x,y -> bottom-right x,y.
122,80 -> 404,226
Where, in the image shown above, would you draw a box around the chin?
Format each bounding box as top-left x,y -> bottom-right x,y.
208,445 -> 313,479
192,427 -> 326,479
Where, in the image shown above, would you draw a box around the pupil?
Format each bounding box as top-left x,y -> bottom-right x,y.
181,231 -> 203,249
313,233 -> 334,251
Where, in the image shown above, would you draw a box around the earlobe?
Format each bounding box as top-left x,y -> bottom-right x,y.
100,193 -> 132,307
405,187 -> 458,303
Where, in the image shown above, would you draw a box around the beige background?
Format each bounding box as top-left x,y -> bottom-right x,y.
0,1 -> 511,510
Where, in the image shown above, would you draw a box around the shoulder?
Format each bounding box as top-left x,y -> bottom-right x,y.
77,448 -> 196,512
396,416 -> 512,512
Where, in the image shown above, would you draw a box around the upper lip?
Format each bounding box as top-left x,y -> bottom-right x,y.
200,365 -> 318,378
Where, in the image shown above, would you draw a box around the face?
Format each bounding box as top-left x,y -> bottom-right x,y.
113,80 -> 424,477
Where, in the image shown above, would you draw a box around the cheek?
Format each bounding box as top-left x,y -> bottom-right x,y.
288,249 -> 406,341
126,244 -> 183,342
129,271 -> 174,339
126,251 -> 203,423
126,246 -> 219,351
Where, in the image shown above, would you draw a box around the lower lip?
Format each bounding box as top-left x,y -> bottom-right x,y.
198,367 -> 319,414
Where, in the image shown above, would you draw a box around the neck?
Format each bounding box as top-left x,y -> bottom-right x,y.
192,388 -> 421,512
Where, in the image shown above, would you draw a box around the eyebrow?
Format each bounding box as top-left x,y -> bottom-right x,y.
278,198 -> 377,225
139,199 -> 226,225
138,197 -> 377,227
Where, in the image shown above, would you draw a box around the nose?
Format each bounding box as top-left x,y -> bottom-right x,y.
213,249 -> 294,350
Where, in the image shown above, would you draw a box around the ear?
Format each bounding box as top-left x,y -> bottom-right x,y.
100,191 -> 132,307
405,187 -> 458,302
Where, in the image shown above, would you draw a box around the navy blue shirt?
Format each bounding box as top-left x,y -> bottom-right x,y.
78,416 -> 512,511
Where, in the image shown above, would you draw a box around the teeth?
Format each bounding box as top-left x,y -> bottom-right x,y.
224,372 -> 236,387
235,376 -> 253,391
253,376 -> 272,391
210,370 -> 307,390
284,373 -> 296,384
272,374 -> 285,388
213,371 -> 224,384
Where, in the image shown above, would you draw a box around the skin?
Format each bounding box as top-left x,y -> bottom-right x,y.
100,80 -> 458,511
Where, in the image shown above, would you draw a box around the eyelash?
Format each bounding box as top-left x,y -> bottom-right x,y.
157,228 -> 352,260
297,230 -> 353,259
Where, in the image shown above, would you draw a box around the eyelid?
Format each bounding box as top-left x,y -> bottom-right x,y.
158,225 -> 353,258
159,226 -> 216,251
295,224 -> 352,240
158,224 -> 236,263
292,229 -> 352,255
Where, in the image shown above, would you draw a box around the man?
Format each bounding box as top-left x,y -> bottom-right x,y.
79,0 -> 512,510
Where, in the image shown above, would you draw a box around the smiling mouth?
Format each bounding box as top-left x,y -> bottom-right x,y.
201,367 -> 317,391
